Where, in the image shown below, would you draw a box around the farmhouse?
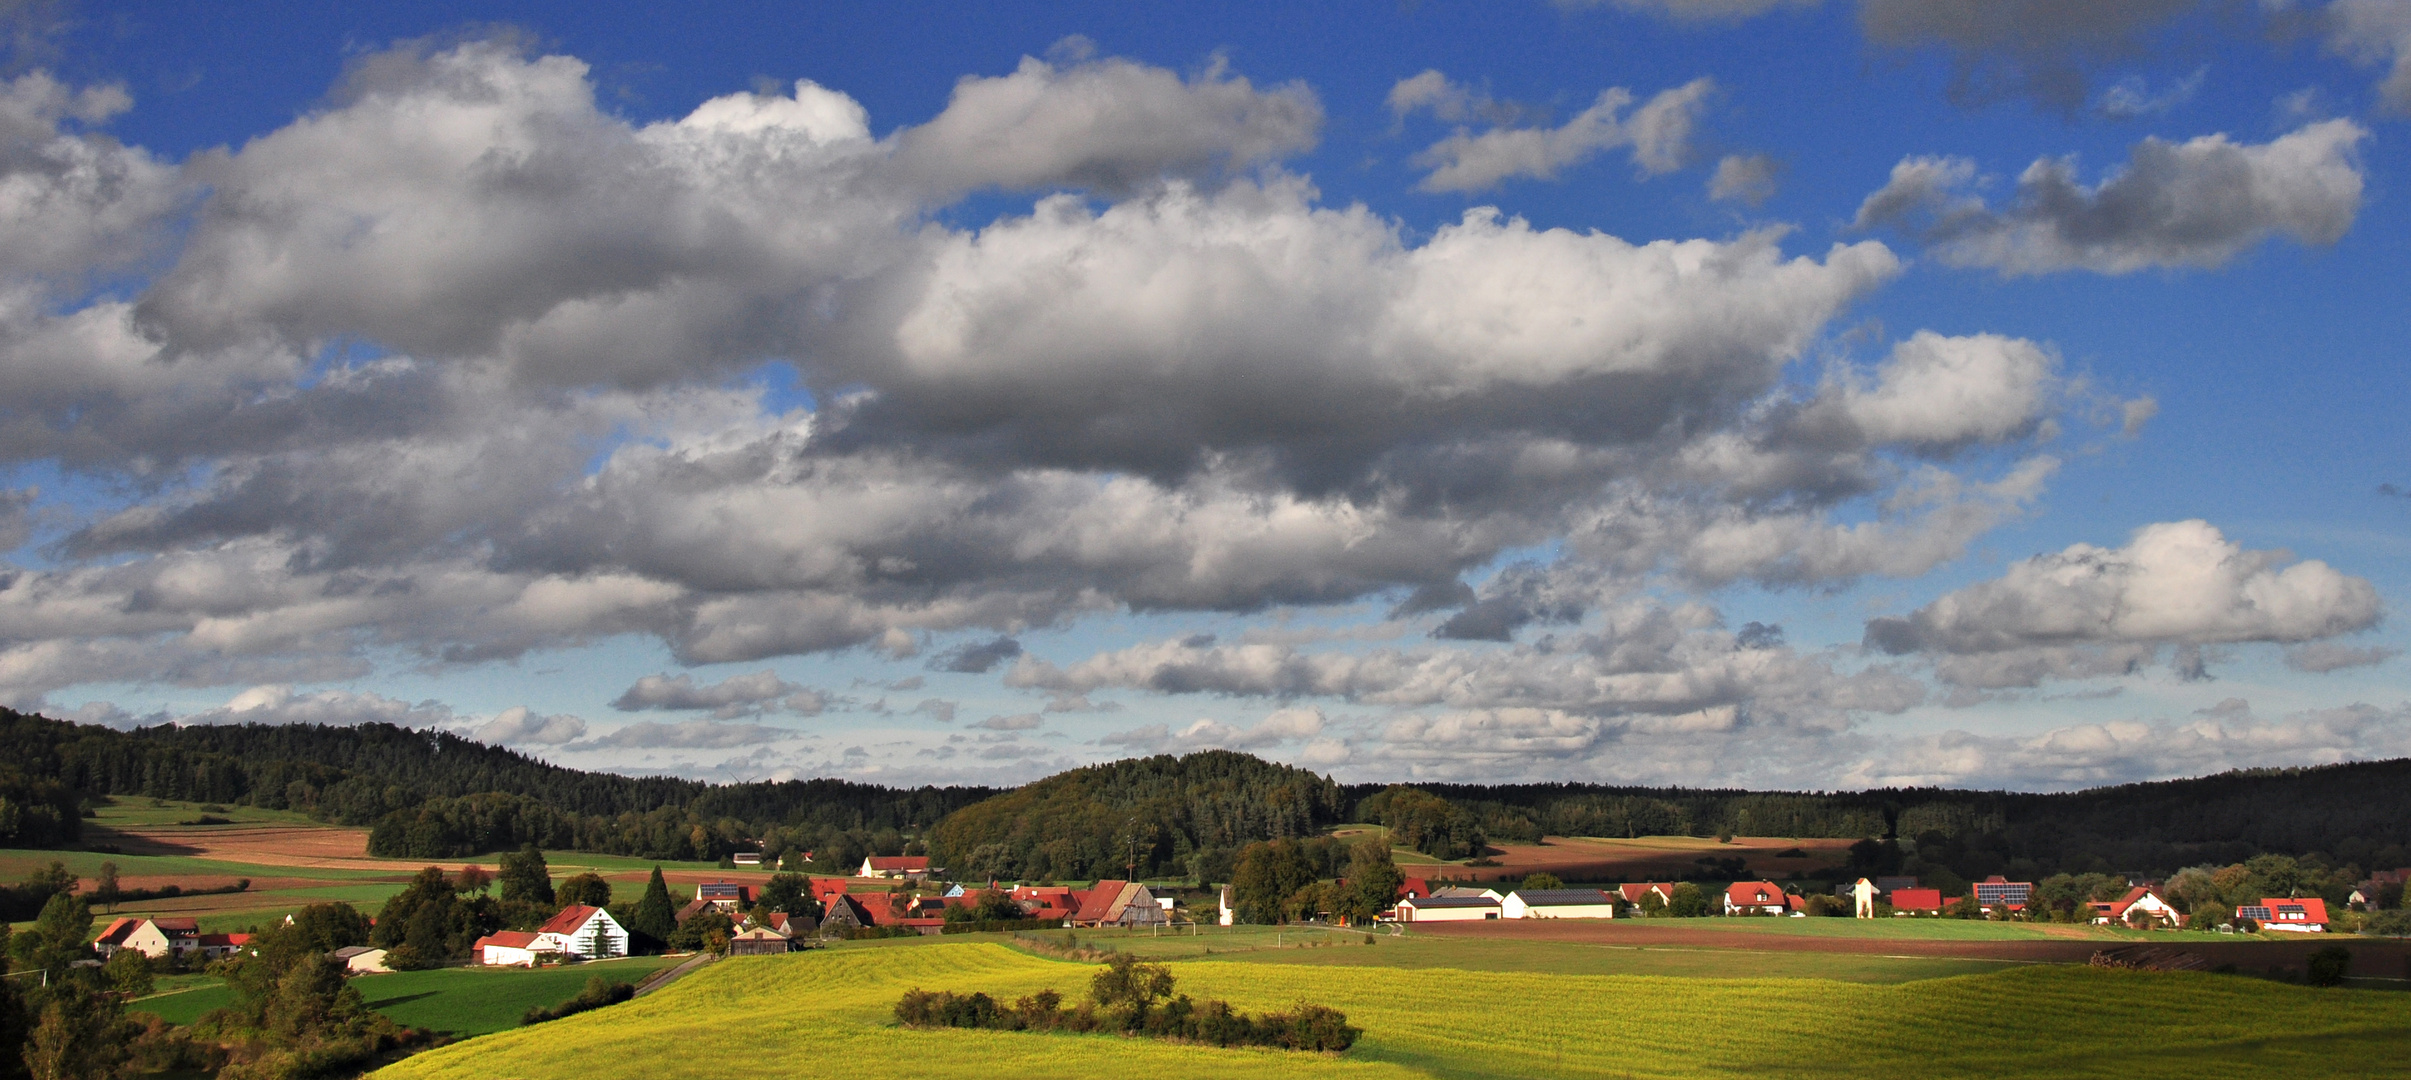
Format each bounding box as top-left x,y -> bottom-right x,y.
1071,880 -> 1168,927
1974,876 -> 2033,912
728,924 -> 794,955
819,894 -> 873,935
94,917 -> 202,959
474,930 -> 553,967
2239,897 -> 2330,933
1617,883 -> 1675,907
1503,888 -> 1619,919
332,945 -> 389,974
1889,888 -> 1945,915
1396,894 -> 1502,922
193,932 -> 252,959
696,881 -> 750,911
1723,881 -> 1799,916
538,904 -> 631,959
859,855 -> 932,878
2091,887 -> 2183,928
1010,884 -> 1079,922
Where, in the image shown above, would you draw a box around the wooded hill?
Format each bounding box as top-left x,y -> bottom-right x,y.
2,708 -> 2407,885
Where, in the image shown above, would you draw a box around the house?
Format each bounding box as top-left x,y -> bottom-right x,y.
809,877 -> 855,905
474,930 -> 553,967
332,945 -> 390,974
1070,881 -> 1168,928
2239,897 -> 2330,933
756,910 -> 815,937
1503,889 -> 1619,919
93,917 -> 202,959
1974,876 -> 2033,912
728,924 -> 793,956
535,904 -> 631,959
1724,881 -> 1797,916
696,881 -> 750,911
1010,885 -> 1080,922
1395,895 -> 1501,922
1432,886 -> 1506,901
731,852 -> 763,867
193,932 -> 252,959
1398,877 -> 1431,901
1616,883 -> 1675,907
859,855 -> 932,879
2091,887 -> 2183,928
1889,888 -> 1945,915
819,894 -> 873,936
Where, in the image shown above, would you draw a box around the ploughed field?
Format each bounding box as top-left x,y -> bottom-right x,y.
373,940 -> 2411,1080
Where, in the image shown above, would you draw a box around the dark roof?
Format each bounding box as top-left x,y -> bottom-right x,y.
1407,895 -> 1502,908
1514,889 -> 1615,906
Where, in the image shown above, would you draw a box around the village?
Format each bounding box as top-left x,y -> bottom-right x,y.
79,850 -> 2370,972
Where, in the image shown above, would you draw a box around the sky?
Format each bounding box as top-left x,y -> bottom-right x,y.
2,0 -> 2408,792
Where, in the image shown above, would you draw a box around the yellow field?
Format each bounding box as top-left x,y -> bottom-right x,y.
376,941 -> 2411,1079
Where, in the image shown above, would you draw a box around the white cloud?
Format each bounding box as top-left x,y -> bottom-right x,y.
471,705 -> 589,746
1402,76 -> 1713,192
1840,699 -> 2411,789
2094,66 -> 2205,118
610,669 -> 826,718
971,712 -> 1044,731
1706,153 -> 1779,206
1867,520 -> 2383,685
1100,706 -> 1327,752
566,718 -> 796,751
2325,0 -> 2411,113
1853,120 -> 2368,275
181,684 -> 455,728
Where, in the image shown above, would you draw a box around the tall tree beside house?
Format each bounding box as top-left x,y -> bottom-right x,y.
754,873 -> 818,920
16,892 -> 92,985
93,862 -> 119,913
1337,838 -> 1404,924
1666,883 -> 1709,918
632,867 -> 677,949
372,867 -> 501,969
498,844 -> 555,907
556,872 -> 614,908
1231,839 -> 1321,925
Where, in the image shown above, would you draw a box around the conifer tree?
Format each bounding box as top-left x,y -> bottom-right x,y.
633,866 -> 677,948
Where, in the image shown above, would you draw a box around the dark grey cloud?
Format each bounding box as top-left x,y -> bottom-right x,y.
1857,0 -> 2203,113
928,635 -> 1023,674
1854,120 -> 2367,275
611,669 -> 826,718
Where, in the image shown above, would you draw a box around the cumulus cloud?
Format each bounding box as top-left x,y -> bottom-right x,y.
180,685 -> 456,728
1100,706 -> 1328,752
2325,0 -> 2411,113
566,718 -> 795,751
1401,75 -> 1713,192
471,705 -> 589,746
1707,153 -> 1779,206
1841,699 -> 2411,789
1866,520 -> 2383,686
971,712 -> 1044,731
928,636 -> 1024,674
0,72 -> 184,287
610,670 -> 826,718
1856,0 -> 2206,113
1853,120 -> 2367,275
2284,642 -> 2398,673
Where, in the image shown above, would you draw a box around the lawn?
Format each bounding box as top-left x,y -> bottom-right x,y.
130,956 -> 681,1036
371,941 -> 2411,1080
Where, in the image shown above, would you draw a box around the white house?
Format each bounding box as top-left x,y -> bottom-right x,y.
1396,895 -> 1502,922
1503,889 -> 1619,919
2092,887 -> 2184,928
859,855 -> 931,878
1723,881 -> 1798,916
536,904 -> 630,959
2240,897 -> 2329,933
474,930 -> 554,967
93,917 -> 200,959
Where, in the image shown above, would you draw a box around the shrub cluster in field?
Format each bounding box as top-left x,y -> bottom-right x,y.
894,953 -> 1359,1052
521,975 -> 636,1026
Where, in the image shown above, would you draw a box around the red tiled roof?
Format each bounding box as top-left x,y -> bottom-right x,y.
2254,897 -> 2331,924
1890,888 -> 1945,911
96,918 -> 140,946
810,877 -> 852,900
864,856 -> 930,872
1618,883 -> 1674,903
193,933 -> 248,947
1081,881 -> 1136,923
476,930 -> 542,950
1398,877 -> 1431,899
1726,881 -> 1788,908
538,905 -> 603,935
151,917 -> 200,933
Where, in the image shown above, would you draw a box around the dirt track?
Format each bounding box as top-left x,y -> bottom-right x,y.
1408,920 -> 2411,977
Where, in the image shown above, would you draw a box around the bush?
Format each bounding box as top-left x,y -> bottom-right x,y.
522,976 -> 636,1025
895,953 -> 1357,1052
2306,945 -> 2353,987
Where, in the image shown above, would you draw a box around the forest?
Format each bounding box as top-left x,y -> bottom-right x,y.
3,708 -> 2408,888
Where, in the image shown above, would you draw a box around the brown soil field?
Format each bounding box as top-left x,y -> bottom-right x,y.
1418,835 -> 1856,883
91,824 -> 381,866
1407,920 -> 2411,977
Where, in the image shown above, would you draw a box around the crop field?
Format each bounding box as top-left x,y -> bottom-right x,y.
372,941 -> 2411,1080
130,955 -> 680,1035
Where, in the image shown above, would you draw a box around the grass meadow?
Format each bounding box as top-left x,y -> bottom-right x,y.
373,941 -> 2411,1080
131,955 -> 680,1035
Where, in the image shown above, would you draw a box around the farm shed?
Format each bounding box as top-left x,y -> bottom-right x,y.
1397,895 -> 1502,922
1503,889 -> 1619,919
475,930 -> 553,967
728,925 -> 794,955
860,856 -> 932,878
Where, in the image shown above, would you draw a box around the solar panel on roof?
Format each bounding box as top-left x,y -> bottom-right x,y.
2239,905 -> 2272,920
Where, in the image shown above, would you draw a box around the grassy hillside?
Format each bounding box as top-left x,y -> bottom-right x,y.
374,941 -> 2411,1080
131,956 -> 680,1035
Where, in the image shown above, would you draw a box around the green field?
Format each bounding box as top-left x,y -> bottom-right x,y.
131,956 -> 681,1035
371,941 -> 2411,1080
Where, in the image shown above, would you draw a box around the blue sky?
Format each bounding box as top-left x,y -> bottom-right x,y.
3,0 -> 2407,790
